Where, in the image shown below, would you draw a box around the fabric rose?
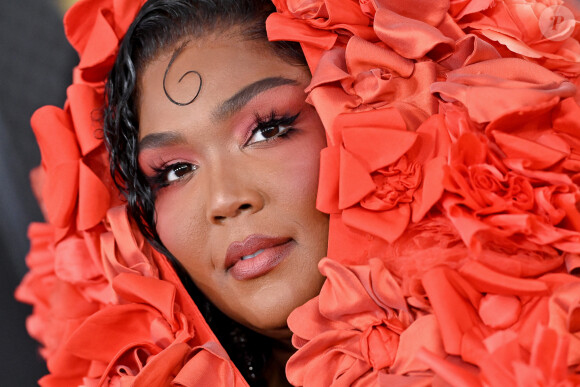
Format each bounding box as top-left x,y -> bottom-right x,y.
450,0 -> 580,75
271,0 -> 374,37
64,0 -> 147,84
486,95 -> 580,195
418,305 -> 580,386
418,263 -> 580,376
32,90 -> 116,239
267,0 -> 374,71
548,281 -> 580,365
15,223 -> 99,387
60,208 -> 209,386
30,207 -> 157,323
286,258 -> 443,386
370,0 -> 455,61
441,131 -> 580,257
317,108 -> 448,243
267,0 -> 455,77
63,273 -> 195,386
32,0 -> 147,237
305,36 -> 439,132
17,206 -> 247,386
431,58 -> 576,125
428,58 -> 580,255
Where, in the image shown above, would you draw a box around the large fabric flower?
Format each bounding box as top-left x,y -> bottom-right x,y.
450,0 -> 580,76
63,272 -> 195,386
286,258 -> 445,386
31,0 -> 146,238
441,126 -> 580,256
64,0 -> 147,84
272,0 -> 374,36
430,58 -> 580,255
431,58 -> 576,124
30,0 -> 147,245
317,109 -> 448,243
369,0 -> 455,61
305,35 -> 439,133
15,223 -> 98,387
267,0 -> 373,71
417,271 -> 580,386
32,86 -> 117,239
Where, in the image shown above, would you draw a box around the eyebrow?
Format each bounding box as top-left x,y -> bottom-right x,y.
139,131 -> 185,151
212,76 -> 299,120
139,76 -> 299,151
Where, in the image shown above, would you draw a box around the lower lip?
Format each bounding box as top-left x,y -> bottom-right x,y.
228,240 -> 295,281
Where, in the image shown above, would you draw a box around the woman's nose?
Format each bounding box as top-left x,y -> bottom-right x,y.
205,161 -> 264,224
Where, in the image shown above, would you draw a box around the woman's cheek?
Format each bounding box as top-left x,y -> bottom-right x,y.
154,190 -> 200,260
292,131 -> 326,202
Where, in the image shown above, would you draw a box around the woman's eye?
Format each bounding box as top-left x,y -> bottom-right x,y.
164,163 -> 197,183
246,124 -> 291,145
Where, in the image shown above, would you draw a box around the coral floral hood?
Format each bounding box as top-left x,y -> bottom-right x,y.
17,0 -> 580,386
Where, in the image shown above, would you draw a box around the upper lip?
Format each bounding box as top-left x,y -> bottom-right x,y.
224,234 -> 292,269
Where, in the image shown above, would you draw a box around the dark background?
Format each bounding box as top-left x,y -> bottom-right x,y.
0,0 -> 76,384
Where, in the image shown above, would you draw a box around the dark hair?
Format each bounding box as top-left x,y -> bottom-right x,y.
102,0 -> 306,385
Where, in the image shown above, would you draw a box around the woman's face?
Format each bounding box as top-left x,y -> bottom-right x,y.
137,31 -> 329,339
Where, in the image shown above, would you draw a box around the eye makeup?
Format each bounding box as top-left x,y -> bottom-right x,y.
244,111 -> 300,146
138,145 -> 199,188
140,109 -> 302,189
148,161 -> 198,188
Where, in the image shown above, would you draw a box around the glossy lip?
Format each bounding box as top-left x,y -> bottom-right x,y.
225,234 -> 294,280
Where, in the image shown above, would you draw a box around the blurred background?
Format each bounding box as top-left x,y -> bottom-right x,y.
0,0 -> 77,384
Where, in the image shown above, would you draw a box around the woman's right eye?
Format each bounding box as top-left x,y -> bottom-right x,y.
161,163 -> 197,184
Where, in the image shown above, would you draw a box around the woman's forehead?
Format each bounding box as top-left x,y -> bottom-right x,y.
137,36 -> 308,137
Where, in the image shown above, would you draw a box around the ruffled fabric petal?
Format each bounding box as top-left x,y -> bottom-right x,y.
287,257 -> 413,386
452,0 -> 580,75
431,58 -> 577,124
64,0 -> 147,83
373,7 -> 455,60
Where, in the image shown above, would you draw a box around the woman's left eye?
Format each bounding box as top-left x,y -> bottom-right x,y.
245,113 -> 299,146
246,124 -> 292,145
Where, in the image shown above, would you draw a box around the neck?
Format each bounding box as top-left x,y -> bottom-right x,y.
265,337 -> 294,387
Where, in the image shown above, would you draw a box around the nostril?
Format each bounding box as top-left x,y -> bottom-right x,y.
211,203 -> 256,223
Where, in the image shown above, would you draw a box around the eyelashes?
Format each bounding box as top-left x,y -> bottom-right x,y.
245,111 -> 300,146
146,111 -> 300,189
148,162 -> 198,189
